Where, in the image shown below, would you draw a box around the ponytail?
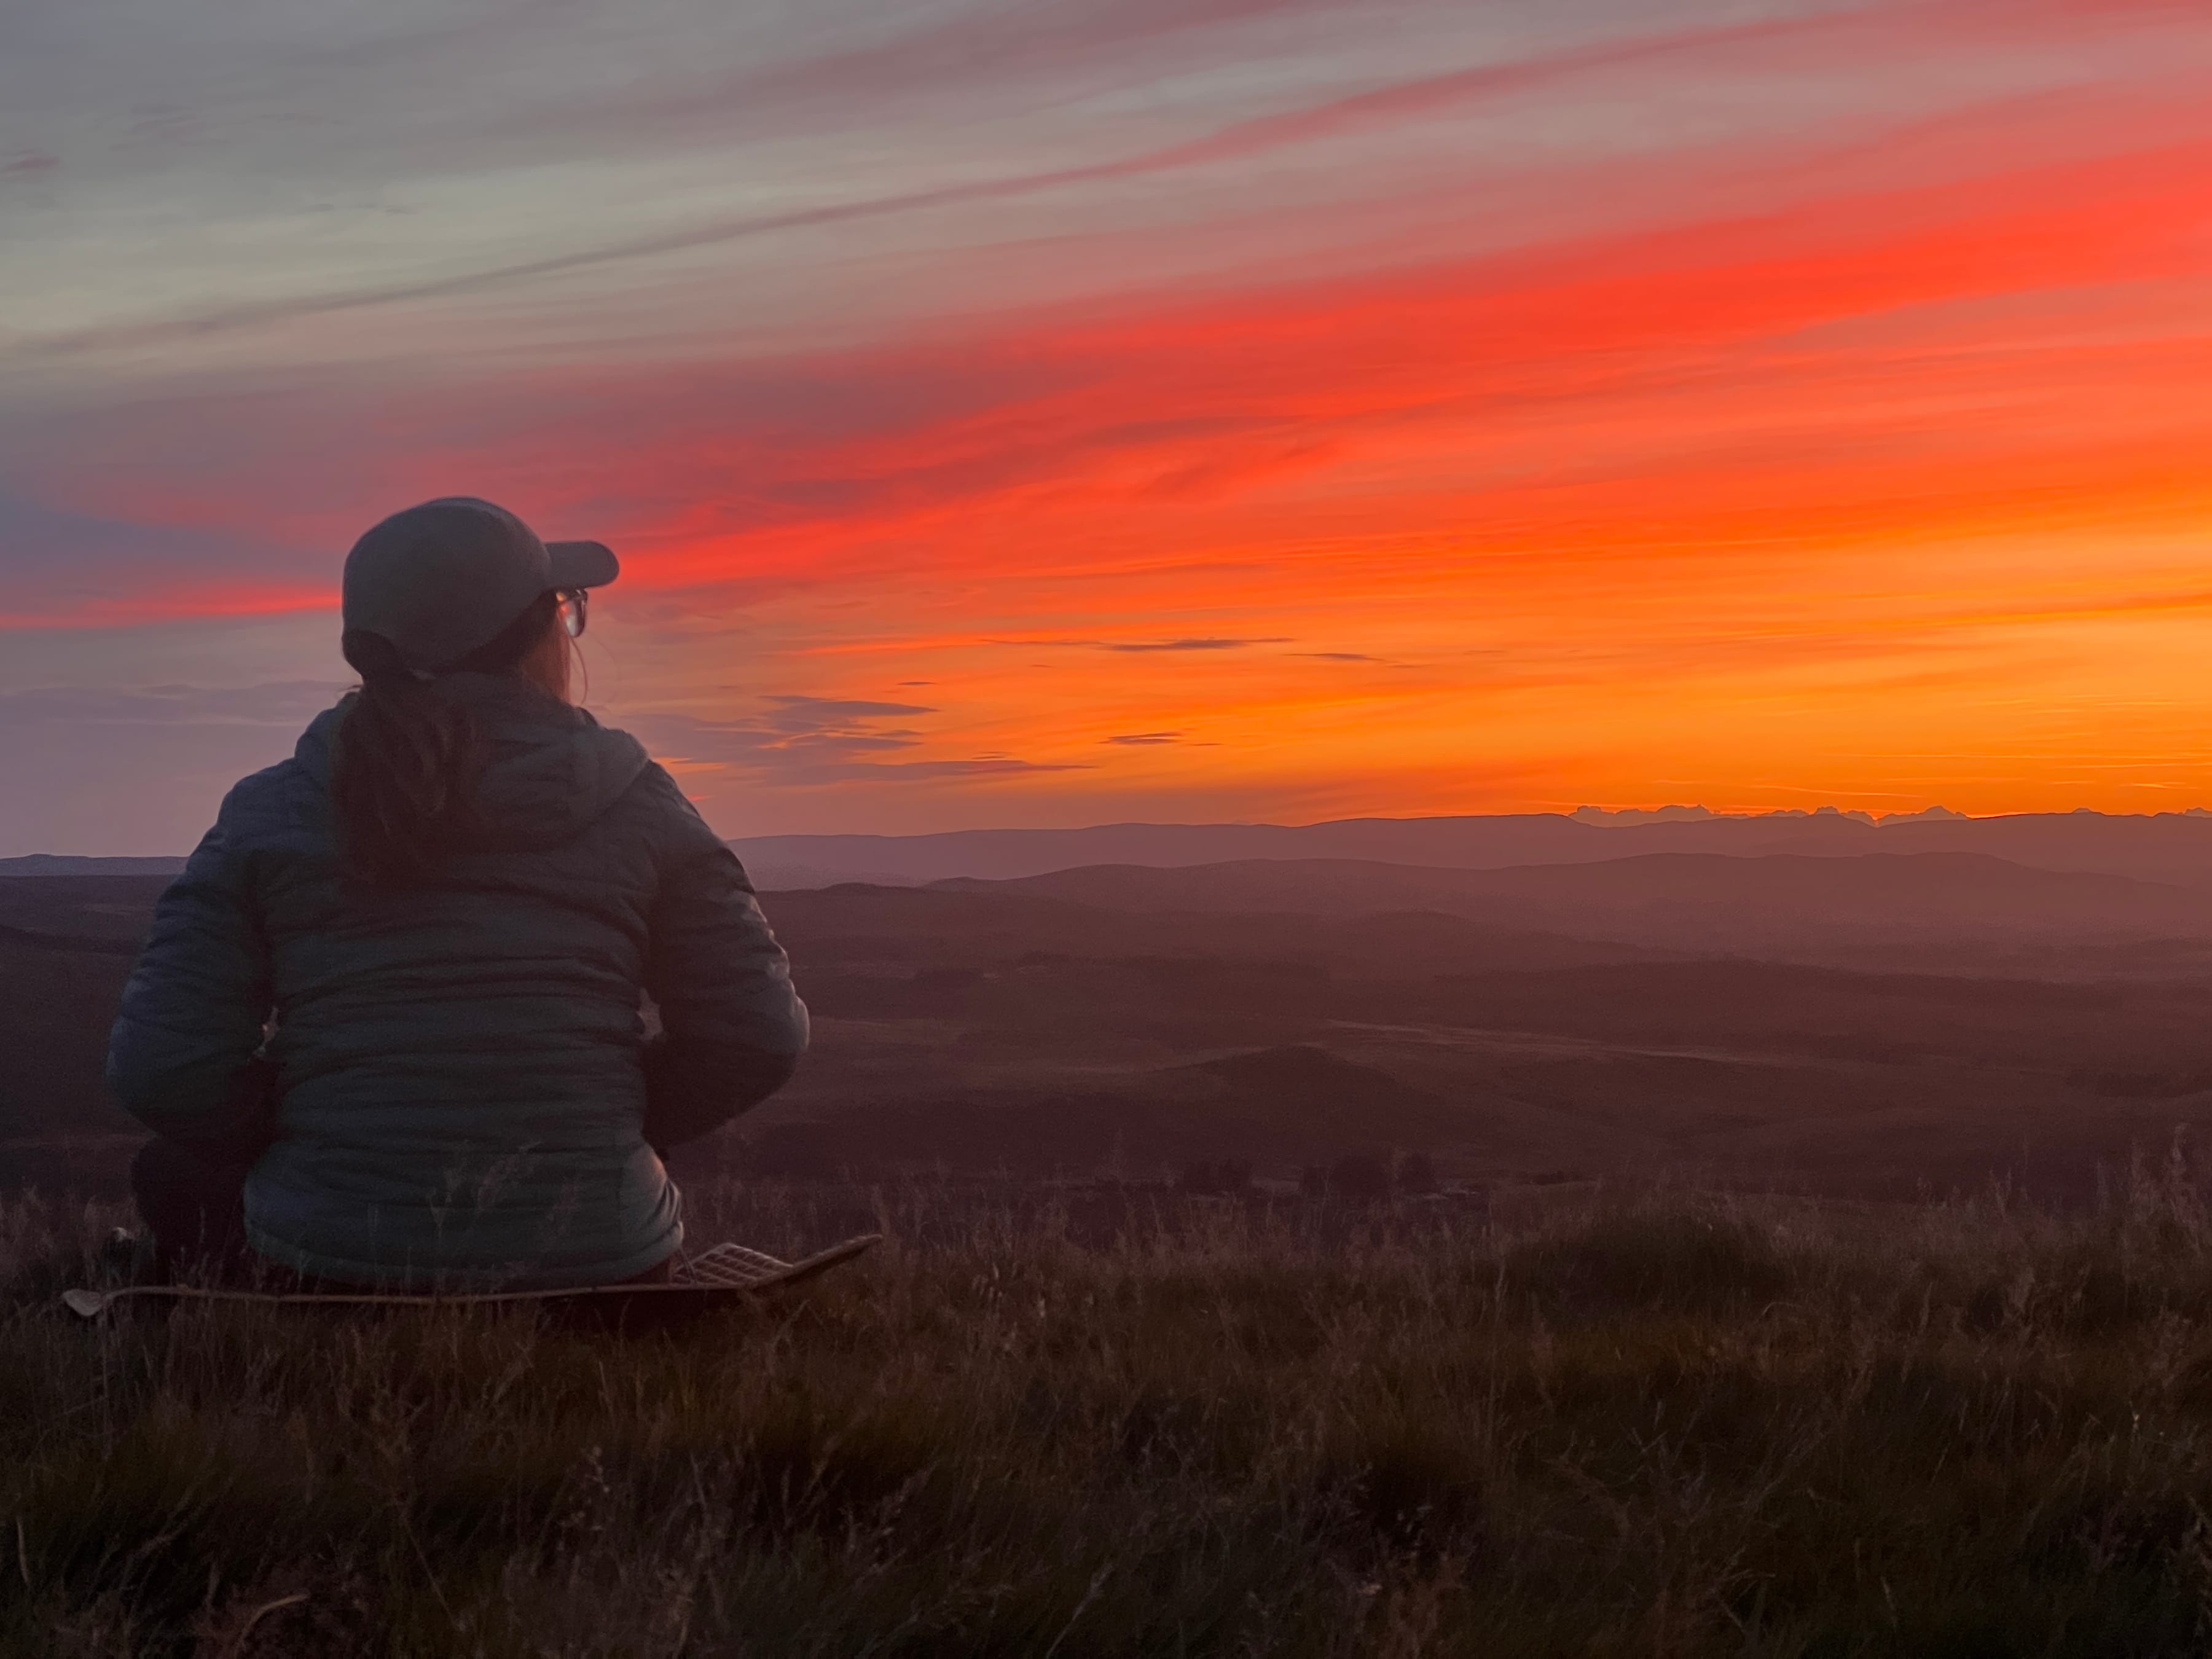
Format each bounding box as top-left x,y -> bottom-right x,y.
333,592 -> 562,884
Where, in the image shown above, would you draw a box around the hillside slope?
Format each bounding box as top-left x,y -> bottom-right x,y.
951,851 -> 2212,957
733,810 -> 2212,888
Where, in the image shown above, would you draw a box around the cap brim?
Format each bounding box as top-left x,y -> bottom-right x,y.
546,539 -> 619,589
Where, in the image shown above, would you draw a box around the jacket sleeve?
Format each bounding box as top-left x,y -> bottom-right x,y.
641,777 -> 809,1151
106,793 -> 278,1162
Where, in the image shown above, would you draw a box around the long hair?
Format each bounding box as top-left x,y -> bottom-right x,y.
334,592 -> 568,884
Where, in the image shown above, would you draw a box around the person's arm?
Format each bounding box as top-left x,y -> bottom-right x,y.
106,793 -> 278,1163
641,784 -> 809,1152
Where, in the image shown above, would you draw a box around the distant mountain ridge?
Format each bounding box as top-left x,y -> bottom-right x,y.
947,850 -> 2212,938
0,855 -> 187,877
734,810 -> 2212,891
22,809 -> 2212,892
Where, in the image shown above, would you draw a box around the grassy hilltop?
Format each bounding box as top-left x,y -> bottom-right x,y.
15,1177 -> 2212,1656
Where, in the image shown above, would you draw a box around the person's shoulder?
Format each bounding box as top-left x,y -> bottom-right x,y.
595,759 -> 753,869
218,699 -> 346,824
613,759 -> 716,830
210,755 -> 327,854
218,755 -> 313,814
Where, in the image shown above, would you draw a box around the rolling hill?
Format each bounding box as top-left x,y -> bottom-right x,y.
946,851 -> 2212,963
728,810 -> 2212,890
14,848 -> 2212,1200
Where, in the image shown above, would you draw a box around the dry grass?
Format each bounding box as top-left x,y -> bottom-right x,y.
12,1169 -> 2212,1655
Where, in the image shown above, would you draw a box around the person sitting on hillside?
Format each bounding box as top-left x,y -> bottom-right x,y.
108,498 -> 807,1290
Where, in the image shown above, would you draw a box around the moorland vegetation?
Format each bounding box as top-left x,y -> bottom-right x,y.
14,1171 -> 2212,1655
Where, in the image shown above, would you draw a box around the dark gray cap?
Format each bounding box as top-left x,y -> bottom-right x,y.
340,496 -> 619,671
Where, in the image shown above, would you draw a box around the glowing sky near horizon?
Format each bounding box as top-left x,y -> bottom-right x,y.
5,0 -> 2212,852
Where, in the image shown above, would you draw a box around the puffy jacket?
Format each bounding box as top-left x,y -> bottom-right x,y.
106,672 -> 808,1288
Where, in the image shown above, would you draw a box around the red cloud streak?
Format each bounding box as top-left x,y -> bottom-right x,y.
17,30 -> 2212,823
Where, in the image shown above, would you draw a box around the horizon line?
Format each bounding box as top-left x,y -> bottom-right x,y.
17,802 -> 2212,863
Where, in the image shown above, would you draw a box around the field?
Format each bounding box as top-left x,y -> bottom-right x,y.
16,1174 -> 2212,1656
15,840 -> 2212,1653
16,867 -> 2212,1204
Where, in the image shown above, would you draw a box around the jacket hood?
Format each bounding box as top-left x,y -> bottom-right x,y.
297,673 -> 651,852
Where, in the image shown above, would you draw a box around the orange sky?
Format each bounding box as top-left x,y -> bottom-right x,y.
5,0 -> 2212,848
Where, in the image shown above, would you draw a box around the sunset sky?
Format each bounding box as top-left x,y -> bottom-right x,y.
5,0 -> 2212,852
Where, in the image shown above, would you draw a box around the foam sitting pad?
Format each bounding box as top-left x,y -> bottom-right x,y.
59,1234 -> 882,1320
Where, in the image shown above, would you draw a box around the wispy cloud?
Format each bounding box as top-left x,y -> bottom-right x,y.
764,693 -> 934,721
0,683 -> 346,726
624,700 -> 1081,786
12,6 -> 1912,361
0,493 -> 324,626
1101,638 -> 1292,654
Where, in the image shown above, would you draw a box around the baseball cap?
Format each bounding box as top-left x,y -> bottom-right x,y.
341,496 -> 619,672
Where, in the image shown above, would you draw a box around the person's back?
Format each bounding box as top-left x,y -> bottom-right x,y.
108,498 -> 807,1289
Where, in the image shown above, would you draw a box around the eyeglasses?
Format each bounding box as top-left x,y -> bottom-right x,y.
557,587 -> 590,639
